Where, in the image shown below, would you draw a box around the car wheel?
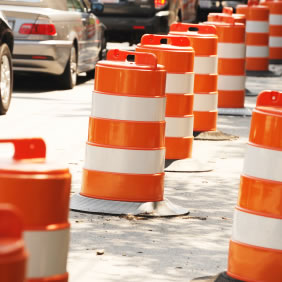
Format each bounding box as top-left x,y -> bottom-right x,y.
0,43 -> 13,115
60,45 -> 77,89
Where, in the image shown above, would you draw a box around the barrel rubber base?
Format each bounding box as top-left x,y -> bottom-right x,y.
191,272 -> 245,282
70,194 -> 189,217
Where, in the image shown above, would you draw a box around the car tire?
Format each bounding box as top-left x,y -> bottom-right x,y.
0,43 -> 13,115
60,45 -> 77,90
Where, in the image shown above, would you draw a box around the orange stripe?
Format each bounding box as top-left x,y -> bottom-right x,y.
228,240 -> 282,282
216,25 -> 245,43
236,5 -> 248,17
270,26 -> 282,37
270,47 -> 282,60
246,33 -> 269,45
218,90 -> 245,108
188,36 -> 218,56
29,272 -> 68,282
239,175 -> 282,218
194,74 -> 217,93
193,111 -> 217,132
94,65 -> 166,97
249,109 -> 282,150
88,117 -> 165,149
248,7 -> 270,21
246,58 -> 269,71
264,2 -> 282,14
136,47 -> 194,73
0,250 -> 27,282
232,15 -> 246,24
165,137 -> 193,159
81,169 -> 164,202
166,93 -> 193,116
218,59 -> 245,75
0,174 -> 71,228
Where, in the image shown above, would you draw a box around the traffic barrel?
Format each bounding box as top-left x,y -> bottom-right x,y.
136,34 -> 195,160
70,49 -> 188,216
0,204 -> 27,282
169,23 -> 218,132
208,7 -> 246,24
262,0 -> 282,63
204,17 -> 246,108
237,0 -> 270,71
191,90 -> 282,282
227,90 -> 282,281
0,138 -> 71,282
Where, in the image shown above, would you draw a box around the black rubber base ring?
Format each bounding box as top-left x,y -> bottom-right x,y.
215,272 -> 245,282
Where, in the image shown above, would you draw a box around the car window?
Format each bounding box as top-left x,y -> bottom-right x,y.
67,0 -> 85,12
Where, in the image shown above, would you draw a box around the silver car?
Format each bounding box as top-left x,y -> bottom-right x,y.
0,0 -> 106,89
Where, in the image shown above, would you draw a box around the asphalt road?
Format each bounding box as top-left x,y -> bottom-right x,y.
0,54 -> 281,281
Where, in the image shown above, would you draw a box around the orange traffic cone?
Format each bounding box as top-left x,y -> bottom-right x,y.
237,0 -> 270,71
0,138 -> 71,282
192,90 -> 282,282
70,49 -> 188,216
136,34 -> 195,160
0,204 -> 27,282
169,23 -> 218,132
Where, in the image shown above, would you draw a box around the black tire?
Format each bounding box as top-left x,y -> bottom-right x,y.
60,45 -> 77,90
0,43 -> 13,115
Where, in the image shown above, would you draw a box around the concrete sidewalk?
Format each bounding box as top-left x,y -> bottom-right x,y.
67,66 -> 282,281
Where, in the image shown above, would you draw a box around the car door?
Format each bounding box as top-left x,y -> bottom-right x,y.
67,0 -> 98,72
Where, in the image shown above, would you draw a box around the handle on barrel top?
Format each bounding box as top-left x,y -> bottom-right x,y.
169,23 -> 217,35
0,138 -> 46,160
223,7 -> 233,15
107,49 -> 157,69
140,34 -> 190,47
0,204 -> 23,238
248,0 -> 259,6
256,91 -> 282,107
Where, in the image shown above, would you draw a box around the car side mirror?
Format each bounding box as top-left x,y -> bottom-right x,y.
90,2 -> 104,14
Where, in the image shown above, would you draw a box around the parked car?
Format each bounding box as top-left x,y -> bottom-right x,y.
197,0 -> 246,22
0,11 -> 13,115
0,0 -> 106,89
89,0 -> 198,44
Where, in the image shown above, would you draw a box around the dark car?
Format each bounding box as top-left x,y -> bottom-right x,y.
89,0 -> 198,44
0,11 -> 13,115
197,0 -> 246,22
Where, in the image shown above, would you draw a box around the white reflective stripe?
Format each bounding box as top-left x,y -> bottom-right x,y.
218,43 -> 246,59
270,14 -> 282,26
269,36 -> 282,47
243,144 -> 282,182
193,93 -> 218,111
24,229 -> 69,278
218,75 -> 245,91
232,209 -> 282,250
246,21 -> 269,33
165,73 -> 194,94
246,46 -> 269,58
165,116 -> 194,137
194,56 -> 218,74
84,144 -> 165,174
92,92 -> 166,122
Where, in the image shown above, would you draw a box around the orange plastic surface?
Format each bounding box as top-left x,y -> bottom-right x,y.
88,117 -> 165,149
218,59 -> 245,75
165,94 -> 194,116
194,74 -> 217,93
193,111 -> 218,132
165,137 -> 193,159
29,272 -> 68,282
239,175 -> 282,218
81,170 -> 164,202
218,90 -> 245,108
246,58 -> 269,71
228,240 -> 282,282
